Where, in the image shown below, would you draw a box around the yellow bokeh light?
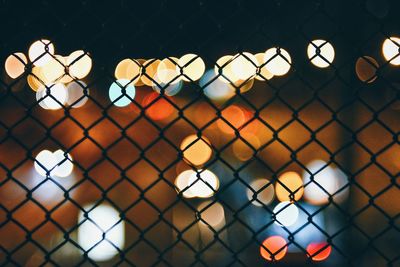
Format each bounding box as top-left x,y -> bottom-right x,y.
115,58 -> 141,84
28,66 -> 46,91
28,39 -> 55,67
307,39 -> 335,68
275,171 -> 304,202
5,52 -> 27,79
41,55 -> 72,84
231,52 -> 258,81
214,55 -> 240,83
141,59 -> 160,86
246,179 -> 275,206
382,37 -> 400,65
254,53 -> 273,81
233,132 -> 260,161
180,135 -> 212,166
187,169 -> 219,198
157,57 -> 180,84
174,170 -> 197,198
67,50 -> 92,79
355,56 -> 379,83
177,54 -> 205,82
135,59 -> 146,86
197,201 -> 225,227
263,47 -> 291,76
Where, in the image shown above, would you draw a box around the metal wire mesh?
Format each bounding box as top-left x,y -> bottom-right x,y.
0,0 -> 400,266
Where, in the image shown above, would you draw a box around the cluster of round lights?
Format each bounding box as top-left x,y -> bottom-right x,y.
5,39 -> 91,110
34,149 -> 74,177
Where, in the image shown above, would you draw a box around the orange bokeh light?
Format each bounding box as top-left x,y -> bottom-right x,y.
275,171 -> 304,201
142,92 -> 175,121
260,236 -> 288,261
306,242 -> 332,261
217,105 -> 248,134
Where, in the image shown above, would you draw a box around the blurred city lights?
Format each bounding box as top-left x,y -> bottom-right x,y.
114,58 -> 141,84
34,150 -> 57,177
77,204 -> 125,262
306,242 -> 332,261
382,37 -> 400,65
215,55 -> 240,83
260,235 -> 288,261
5,52 -> 27,79
52,149 -> 74,178
254,53 -> 274,81
177,54 -> 205,82
174,170 -> 197,198
67,50 -> 92,79
109,79 -> 136,107
275,171 -> 304,202
34,149 -> 73,177
273,201 -> 299,227
157,57 -> 180,84
307,40 -> 335,68
180,135 -> 213,166
246,179 -> 275,206
231,52 -> 258,81
141,59 -> 160,86
187,169 -> 219,198
28,39 -> 55,67
263,47 -> 291,76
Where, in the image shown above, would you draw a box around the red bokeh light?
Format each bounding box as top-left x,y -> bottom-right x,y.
306,242 -> 332,261
260,235 -> 288,261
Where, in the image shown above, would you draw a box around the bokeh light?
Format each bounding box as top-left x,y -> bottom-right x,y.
174,170 -> 197,198
199,69 -> 235,102
157,57 -> 180,84
307,40 -> 335,68
28,39 -> 55,67
273,201 -> 299,227
355,56 -> 379,83
142,92 -> 174,121
263,47 -> 291,76
197,201 -> 225,227
260,236 -> 288,261
41,55 -> 71,84
114,58 -> 141,84
215,55 -> 240,83
306,242 -> 332,261
34,150 -> 57,177
78,204 -> 125,262
254,53 -> 274,81
382,37 -> 400,65
141,59 -> 160,86
5,52 -> 27,79
152,75 -> 183,96
52,149 -> 74,177
180,135 -> 212,166
66,81 -> 89,108
34,149 -> 73,177
187,169 -> 219,198
231,52 -> 258,81
67,50 -> 92,79
217,105 -> 247,134
36,83 -> 68,110
246,179 -> 275,206
177,54 -> 205,82
109,79 -> 136,107
275,171 -> 304,202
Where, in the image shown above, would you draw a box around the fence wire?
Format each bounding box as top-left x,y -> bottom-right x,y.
0,0 -> 400,266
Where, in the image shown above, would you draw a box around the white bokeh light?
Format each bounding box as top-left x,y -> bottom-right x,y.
246,179 -> 275,207
174,170 -> 197,198
28,39 -> 55,67
109,79 -> 136,107
34,150 -> 57,177
77,204 -> 125,262
66,81 -> 89,108
263,47 -> 292,76
273,201 -> 299,227
36,83 -> 68,110
34,149 -> 74,178
200,69 -> 235,102
187,169 -> 219,198
231,52 -> 258,80
52,149 -> 74,178
307,39 -> 335,68
382,37 -> 400,65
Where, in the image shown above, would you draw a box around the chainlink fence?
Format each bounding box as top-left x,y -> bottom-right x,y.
0,0 -> 400,266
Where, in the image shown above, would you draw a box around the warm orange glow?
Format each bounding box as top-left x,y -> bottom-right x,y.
177,54 -> 205,82
197,201 -> 225,227
260,236 -> 287,261
306,242 -> 332,261
156,57 -> 180,84
215,55 -> 240,83
217,105 -> 247,134
232,132 -> 261,161
275,171 -> 304,201
28,66 -> 46,91
115,58 -> 141,84
141,59 -> 160,86
67,50 -> 92,79
5,52 -> 27,79
355,56 -> 379,83
142,92 -> 174,121
180,135 -> 212,166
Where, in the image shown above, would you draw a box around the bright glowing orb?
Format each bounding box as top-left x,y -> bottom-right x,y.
355,56 -> 379,83
175,170 -> 197,198
177,54 -> 205,82
273,201 -> 299,227
5,52 -> 27,79
141,59 -> 160,86
66,81 -> 89,108
275,171 -> 304,202
180,135 -> 212,166
246,179 -> 275,206
78,204 -> 125,262
157,57 -> 180,84
215,55 -> 240,83
36,83 -> 68,110
115,58 -> 141,83
382,37 -> 400,65
34,150 -> 57,176
29,39 -> 55,67
307,40 -> 335,68
52,149 -> 73,177
255,53 -> 273,81
199,69 -> 235,102
187,169 -> 219,198
306,242 -> 332,261
263,48 -> 291,76
109,79 -> 136,107
67,50 -> 92,79
231,52 -> 258,81
260,236 -> 287,261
